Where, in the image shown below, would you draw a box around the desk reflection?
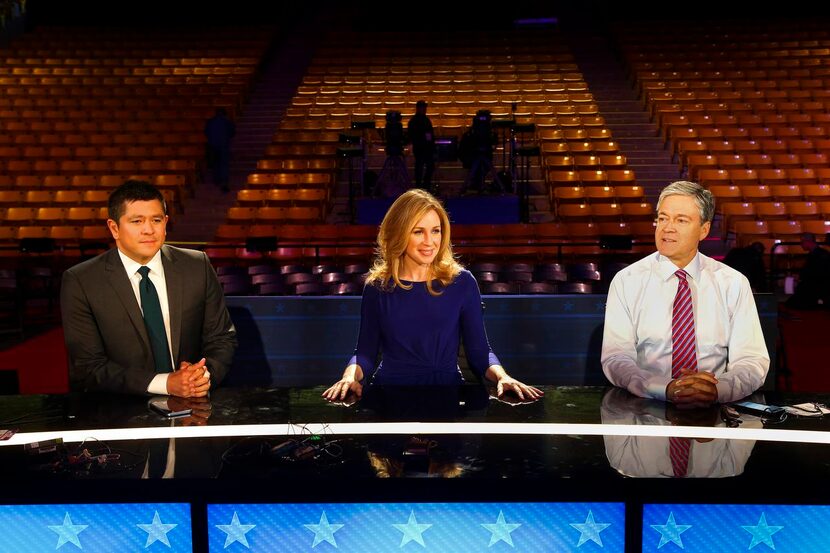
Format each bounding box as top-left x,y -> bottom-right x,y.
600,388 -> 759,478
63,393 -> 224,479
357,385 -> 490,478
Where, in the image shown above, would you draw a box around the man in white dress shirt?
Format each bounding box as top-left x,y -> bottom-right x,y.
601,181 -> 769,405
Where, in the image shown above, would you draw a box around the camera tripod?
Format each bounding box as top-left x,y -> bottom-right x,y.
463,152 -> 506,194
375,154 -> 411,197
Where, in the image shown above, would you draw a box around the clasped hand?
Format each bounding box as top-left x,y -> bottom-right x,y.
166,357 -> 211,398
666,369 -> 718,408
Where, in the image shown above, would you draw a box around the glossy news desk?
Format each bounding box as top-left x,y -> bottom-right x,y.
0,385 -> 829,551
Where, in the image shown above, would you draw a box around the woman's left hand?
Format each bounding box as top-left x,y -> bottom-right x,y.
496,376 -> 545,401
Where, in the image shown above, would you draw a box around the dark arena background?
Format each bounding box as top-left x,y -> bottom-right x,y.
0,1 -> 829,551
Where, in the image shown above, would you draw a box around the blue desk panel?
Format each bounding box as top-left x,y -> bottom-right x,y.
0,503 -> 191,552
208,502 -> 624,552
644,504 -> 830,552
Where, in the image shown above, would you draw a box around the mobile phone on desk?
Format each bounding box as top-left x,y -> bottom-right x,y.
148,398 -> 192,419
731,400 -> 787,421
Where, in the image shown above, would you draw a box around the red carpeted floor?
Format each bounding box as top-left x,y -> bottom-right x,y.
0,327 -> 68,394
777,306 -> 830,393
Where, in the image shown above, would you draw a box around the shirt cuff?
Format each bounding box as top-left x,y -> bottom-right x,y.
147,373 -> 170,396
645,375 -> 673,402
716,380 -> 734,403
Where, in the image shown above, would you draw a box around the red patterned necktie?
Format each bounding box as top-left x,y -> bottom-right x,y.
671,270 -> 698,378
669,436 -> 691,477
670,270 -> 696,478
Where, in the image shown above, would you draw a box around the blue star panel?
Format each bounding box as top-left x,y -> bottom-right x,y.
208,502 -> 624,551
0,503 -> 191,551
643,504 -> 830,552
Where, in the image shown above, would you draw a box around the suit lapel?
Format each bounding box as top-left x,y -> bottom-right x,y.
104,248 -> 150,347
162,245 -> 183,364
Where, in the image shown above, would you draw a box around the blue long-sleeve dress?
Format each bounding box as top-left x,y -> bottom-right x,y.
348,270 -> 500,385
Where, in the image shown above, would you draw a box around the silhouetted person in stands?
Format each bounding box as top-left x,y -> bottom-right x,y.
787,232 -> 830,310
407,100 -> 435,192
460,110 -> 501,194
204,107 -> 235,193
723,241 -> 767,292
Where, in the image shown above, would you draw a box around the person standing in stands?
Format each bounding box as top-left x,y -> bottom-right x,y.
204,107 -> 235,193
407,100 -> 436,192
601,180 -> 769,406
61,180 -> 237,396
786,232 -> 830,310
723,241 -> 767,292
322,189 -> 542,401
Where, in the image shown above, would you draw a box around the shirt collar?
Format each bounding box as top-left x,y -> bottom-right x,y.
118,248 -> 164,278
655,251 -> 702,282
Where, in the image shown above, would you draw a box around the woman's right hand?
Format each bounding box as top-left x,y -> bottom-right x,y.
322,377 -> 363,403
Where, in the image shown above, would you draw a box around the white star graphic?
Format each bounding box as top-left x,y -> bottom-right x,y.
650,512 -> 691,549
215,511 -> 256,549
48,512 -> 88,550
742,513 -> 783,550
304,511 -> 344,548
481,510 -> 521,547
137,511 -> 177,548
392,511 -> 432,547
570,510 -> 611,547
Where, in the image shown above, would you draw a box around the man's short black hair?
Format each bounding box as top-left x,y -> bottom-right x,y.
108,180 -> 167,222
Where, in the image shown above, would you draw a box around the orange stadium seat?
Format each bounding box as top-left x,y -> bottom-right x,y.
734,220 -> 770,237
754,202 -> 788,220
770,220 -> 803,237
787,202 -> 819,219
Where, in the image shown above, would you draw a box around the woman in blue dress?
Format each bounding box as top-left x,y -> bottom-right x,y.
323,189 -> 543,401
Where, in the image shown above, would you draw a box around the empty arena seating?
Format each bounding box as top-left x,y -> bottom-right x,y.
213,29 -> 650,271
0,26 -> 270,255
621,21 -> 830,247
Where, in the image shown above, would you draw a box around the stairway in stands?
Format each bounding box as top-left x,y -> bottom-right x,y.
171,24 -> 321,242
564,31 -> 678,201
564,26 -> 728,254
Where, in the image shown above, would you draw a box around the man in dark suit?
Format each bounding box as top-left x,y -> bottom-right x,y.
61,180 -> 237,397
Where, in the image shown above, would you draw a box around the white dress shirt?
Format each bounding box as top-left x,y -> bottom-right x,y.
118,249 -> 172,395
601,251 -> 769,403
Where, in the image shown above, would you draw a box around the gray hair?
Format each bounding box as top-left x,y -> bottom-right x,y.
656,180 -> 715,223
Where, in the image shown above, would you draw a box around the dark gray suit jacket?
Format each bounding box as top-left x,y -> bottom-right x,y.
61,245 -> 237,395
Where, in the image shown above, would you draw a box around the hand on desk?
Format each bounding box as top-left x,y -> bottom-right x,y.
322,378 -> 363,404
167,358 -> 211,398
167,396 -> 212,426
491,390 -> 542,406
667,369 -> 718,408
495,376 -> 544,402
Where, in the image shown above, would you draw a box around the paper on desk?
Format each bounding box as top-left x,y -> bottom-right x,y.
782,403 -> 830,417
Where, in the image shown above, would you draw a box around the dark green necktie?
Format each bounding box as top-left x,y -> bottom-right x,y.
137,266 -> 173,373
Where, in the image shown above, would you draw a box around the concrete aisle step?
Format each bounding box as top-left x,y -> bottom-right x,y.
564,27 -> 680,208
175,18 -> 326,243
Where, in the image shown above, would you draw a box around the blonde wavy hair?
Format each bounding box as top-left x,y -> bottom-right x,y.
366,189 -> 462,296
